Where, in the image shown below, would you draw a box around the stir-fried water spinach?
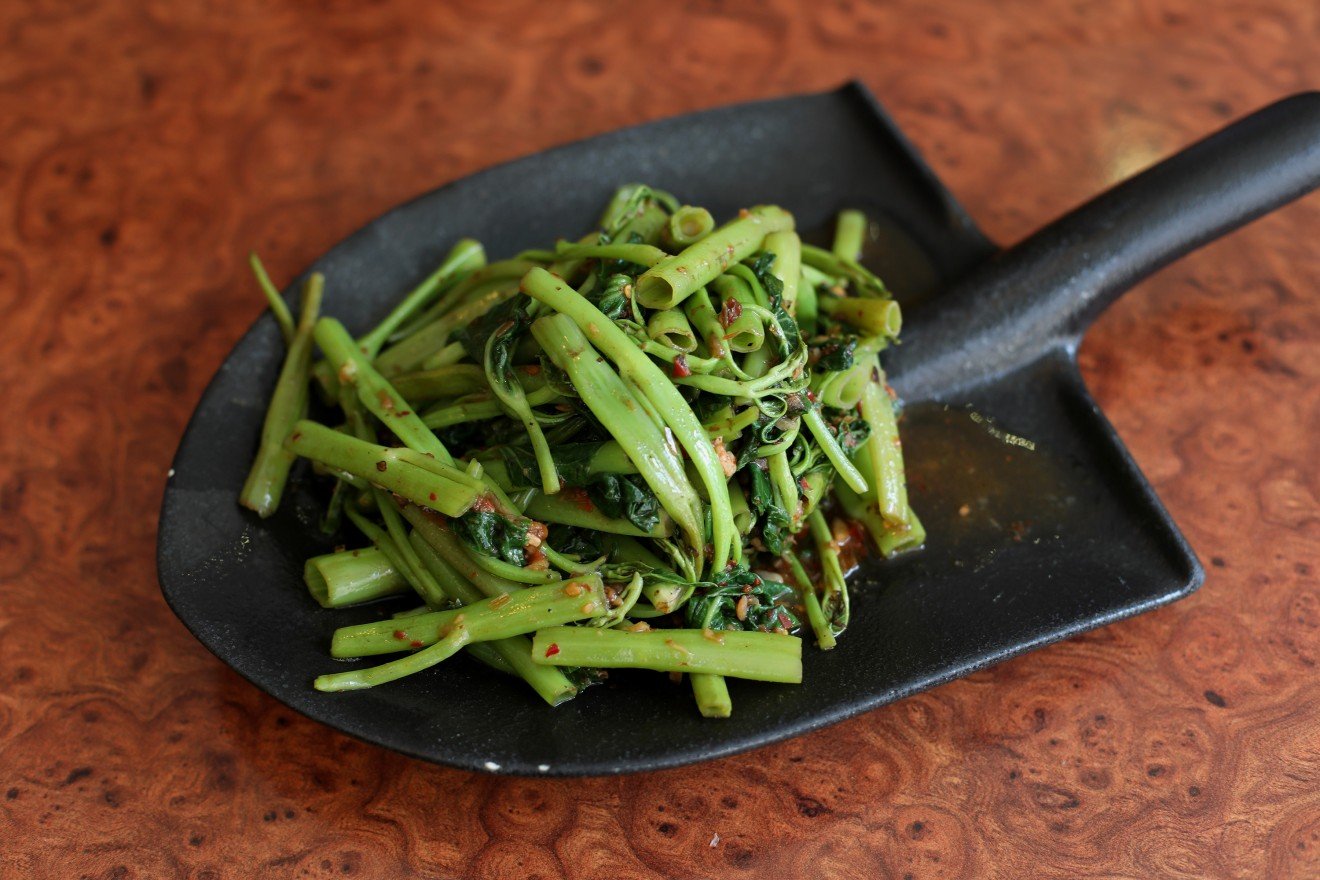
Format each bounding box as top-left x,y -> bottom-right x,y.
241,190 -> 924,717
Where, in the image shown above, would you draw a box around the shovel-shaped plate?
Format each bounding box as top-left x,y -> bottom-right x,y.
158,83 -> 1320,775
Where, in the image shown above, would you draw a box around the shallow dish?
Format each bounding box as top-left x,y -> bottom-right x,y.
158,83 -> 1320,775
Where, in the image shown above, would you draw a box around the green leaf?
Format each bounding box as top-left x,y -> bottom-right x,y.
811,335 -> 858,372
590,273 -> 632,321
451,509 -> 531,567
454,296 -> 525,362
497,444 -> 661,534
683,564 -> 802,633
433,419 -> 519,453
589,474 -> 661,534
827,407 -> 871,452
498,443 -> 598,489
748,253 -> 784,308
736,402 -> 801,469
747,463 -> 792,555
770,305 -> 801,360
551,525 -> 605,562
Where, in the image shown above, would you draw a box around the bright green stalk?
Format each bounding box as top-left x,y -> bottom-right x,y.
531,312 -> 703,553
597,183 -> 669,232
807,509 -> 849,635
375,284 -> 517,376
464,643 -> 518,677
359,238 -> 486,357
859,363 -> 909,526
841,431 -> 925,558
303,546 -> 409,608
315,576 -> 609,691
458,539 -> 561,585
314,317 -> 452,463
484,329 -> 560,495
802,406 -> 868,494
634,206 -> 794,309
345,505 -> 447,609
521,267 -> 738,573
377,493 -> 453,604
799,470 -> 830,521
286,421 -> 480,516
551,243 -> 667,267
682,287 -> 732,363
646,308 -> 698,353
331,607 -> 468,656
833,479 -> 886,549
690,673 -> 732,718
620,372 -> 670,433
617,203 -> 672,246
812,360 -> 875,410
762,230 -> 801,316
727,477 -> 753,537
542,543 -> 605,574
248,253 -> 295,344
401,505 -> 524,597
406,531 -> 486,606
703,404 -> 761,440
800,262 -> 840,290
522,492 -> 673,538
596,534 -> 685,612
818,296 -> 902,340
311,460 -> 368,490
409,533 -> 578,705
400,260 -> 539,339
796,270 -> 819,336
422,341 -> 467,369
531,627 -> 802,683
239,273 -> 323,517
800,243 -> 890,298
832,209 -> 867,262
421,387 -> 561,429
664,205 -> 716,249
878,507 -> 926,557
783,548 -> 835,650
767,451 -> 801,529
709,275 -> 765,354
390,364 -> 490,401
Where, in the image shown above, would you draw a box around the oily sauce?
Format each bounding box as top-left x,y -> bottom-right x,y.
897,402 -> 1077,570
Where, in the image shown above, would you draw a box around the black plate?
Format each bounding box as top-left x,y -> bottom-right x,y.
158,83 -> 1320,775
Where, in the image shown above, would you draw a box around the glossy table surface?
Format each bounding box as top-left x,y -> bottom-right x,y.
2,1 -> 1318,877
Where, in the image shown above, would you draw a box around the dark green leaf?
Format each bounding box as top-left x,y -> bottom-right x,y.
536,355 -> 578,399
589,273 -> 632,321
683,564 -> 802,633
589,474 -> 660,534
549,525 -> 605,562
497,443 -> 604,490
433,418 -> 519,453
811,335 -> 858,372
498,443 -> 662,534
827,407 -> 871,452
454,296 -> 526,363
736,406 -> 799,469
747,463 -> 792,556
770,305 -> 801,360
748,253 -> 784,308
451,509 -> 531,567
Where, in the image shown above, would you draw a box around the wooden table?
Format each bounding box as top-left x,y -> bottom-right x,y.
3,2 -> 1317,877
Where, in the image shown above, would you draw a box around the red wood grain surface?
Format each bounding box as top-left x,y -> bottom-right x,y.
2,2 -> 1318,877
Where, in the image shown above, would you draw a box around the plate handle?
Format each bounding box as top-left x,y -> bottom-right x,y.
891,91 -> 1320,398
